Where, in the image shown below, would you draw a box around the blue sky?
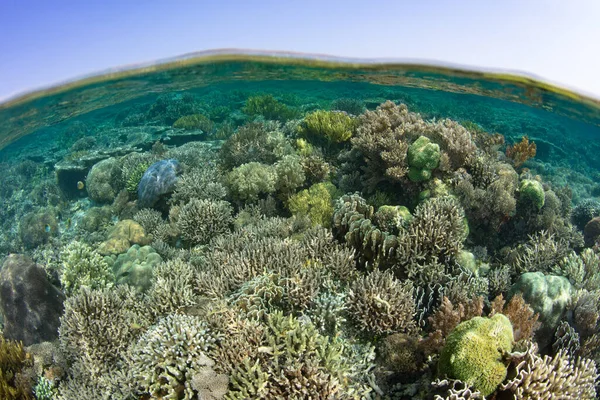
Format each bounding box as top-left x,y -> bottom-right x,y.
1,0 -> 599,100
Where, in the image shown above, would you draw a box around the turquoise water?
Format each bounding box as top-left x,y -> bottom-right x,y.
0,53 -> 599,399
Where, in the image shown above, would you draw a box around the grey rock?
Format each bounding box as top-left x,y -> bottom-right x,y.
0,254 -> 65,345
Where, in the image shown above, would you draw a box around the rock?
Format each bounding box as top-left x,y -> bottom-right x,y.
0,255 -> 65,345
584,216 -> 600,247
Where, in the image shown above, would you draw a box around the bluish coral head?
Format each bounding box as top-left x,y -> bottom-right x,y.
137,159 -> 182,208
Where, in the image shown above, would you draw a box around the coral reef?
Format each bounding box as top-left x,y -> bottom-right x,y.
60,241 -> 113,295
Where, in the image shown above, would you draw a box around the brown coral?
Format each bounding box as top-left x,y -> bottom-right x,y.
421,296 -> 484,355
506,136 -> 536,167
489,294 -> 540,342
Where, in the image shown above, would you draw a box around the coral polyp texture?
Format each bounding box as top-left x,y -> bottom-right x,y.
0,59 -> 598,399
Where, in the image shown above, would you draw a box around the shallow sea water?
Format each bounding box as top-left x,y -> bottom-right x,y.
0,52 -> 599,399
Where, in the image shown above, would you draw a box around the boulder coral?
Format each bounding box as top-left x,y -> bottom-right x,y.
438,314 -> 514,396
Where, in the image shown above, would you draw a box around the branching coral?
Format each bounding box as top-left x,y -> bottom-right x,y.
169,167 -> 228,205
347,269 -> 417,335
506,135 -> 536,167
500,343 -> 598,400
351,101 -> 421,188
226,162 -> 277,202
128,314 -> 220,399
288,182 -> 339,228
175,198 -> 233,245
58,287 -> 150,379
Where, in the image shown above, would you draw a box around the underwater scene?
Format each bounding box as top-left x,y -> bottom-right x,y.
1,52 -> 600,399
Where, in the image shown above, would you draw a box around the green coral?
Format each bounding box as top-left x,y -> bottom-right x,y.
226,162 -> 277,202
60,241 -> 114,295
173,113 -> 214,132
106,244 -> 162,292
125,162 -> 150,194
33,376 -> 56,400
407,136 -> 440,182
438,314 -> 514,396
519,179 -> 545,209
242,94 -> 296,121
299,110 -> 356,143
287,182 -> 340,228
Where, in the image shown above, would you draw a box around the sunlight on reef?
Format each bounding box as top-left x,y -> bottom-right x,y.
0,51 -> 598,399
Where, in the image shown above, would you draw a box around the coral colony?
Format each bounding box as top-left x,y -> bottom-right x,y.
0,57 -> 599,399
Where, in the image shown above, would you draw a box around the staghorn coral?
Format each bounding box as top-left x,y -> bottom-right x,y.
347,269 -> 417,335
396,196 -> 468,284
127,314 -> 219,399
273,154 -> 306,198
169,167 -> 228,205
509,230 -> 572,274
242,94 -> 297,121
175,198 -> 233,245
438,314 -> 514,396
506,135 -> 536,167
132,208 -> 164,237
519,179 -> 546,210
219,121 -> 292,170
500,342 -> 597,400
147,258 -> 201,316
351,101 -> 419,187
173,113 -> 214,132
58,286 -> 150,379
553,321 -> 581,355
226,311 -> 370,399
